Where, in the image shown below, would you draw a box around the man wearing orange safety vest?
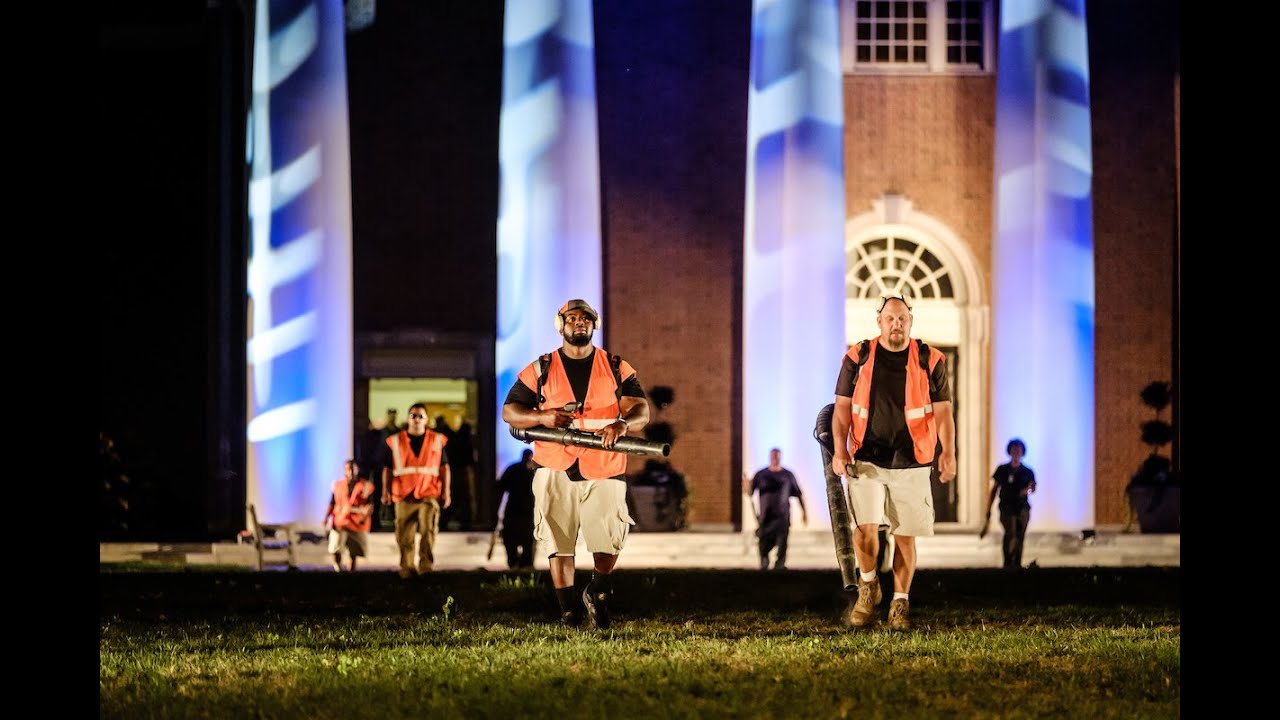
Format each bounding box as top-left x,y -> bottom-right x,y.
380,402 -> 451,578
830,292 -> 956,631
502,299 -> 650,630
323,458 -> 375,572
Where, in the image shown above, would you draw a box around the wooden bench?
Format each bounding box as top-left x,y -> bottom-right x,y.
247,504 -> 298,571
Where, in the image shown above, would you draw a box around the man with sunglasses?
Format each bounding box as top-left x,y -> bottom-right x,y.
381,403 -> 452,578
502,299 -> 650,630
830,292 -> 956,630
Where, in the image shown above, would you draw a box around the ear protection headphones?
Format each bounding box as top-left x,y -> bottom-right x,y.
554,299 -> 601,333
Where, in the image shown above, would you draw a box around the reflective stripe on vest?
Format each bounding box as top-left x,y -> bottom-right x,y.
516,348 -> 632,479
392,466 -> 439,476
904,404 -> 933,420
847,338 -> 941,464
386,430 -> 448,501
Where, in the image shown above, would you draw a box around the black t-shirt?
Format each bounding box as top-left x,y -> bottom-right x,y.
992,462 -> 1035,512
750,467 -> 802,522
450,423 -> 476,468
497,460 -> 536,521
834,341 -> 951,469
503,348 -> 646,481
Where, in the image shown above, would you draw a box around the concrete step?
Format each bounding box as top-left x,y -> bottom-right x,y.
101,528 -> 1179,571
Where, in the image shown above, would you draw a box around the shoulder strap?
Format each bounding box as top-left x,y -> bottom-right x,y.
538,350 -> 625,402
855,339 -> 871,366
608,352 -> 624,387
916,339 -> 932,372
845,340 -> 872,386
851,339 -> 932,381
535,352 -> 553,403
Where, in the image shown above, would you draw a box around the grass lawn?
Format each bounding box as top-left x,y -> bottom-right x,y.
99,566 -> 1179,719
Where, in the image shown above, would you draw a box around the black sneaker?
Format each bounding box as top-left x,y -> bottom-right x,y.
560,610 -> 581,627
582,587 -> 611,630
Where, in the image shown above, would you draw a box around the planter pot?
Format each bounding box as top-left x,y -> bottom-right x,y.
1127,485 -> 1180,533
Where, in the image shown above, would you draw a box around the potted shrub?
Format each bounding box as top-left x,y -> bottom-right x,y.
1125,381 -> 1179,533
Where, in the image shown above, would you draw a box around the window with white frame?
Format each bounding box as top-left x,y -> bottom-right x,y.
847,236 -> 955,304
841,0 -> 994,75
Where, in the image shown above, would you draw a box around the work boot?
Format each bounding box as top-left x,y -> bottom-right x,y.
844,576 -> 882,627
888,598 -> 911,630
582,586 -> 611,630
560,610 -> 581,628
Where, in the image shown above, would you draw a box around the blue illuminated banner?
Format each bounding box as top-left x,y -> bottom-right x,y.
992,0 -> 1095,531
246,0 -> 354,525
496,0 -> 604,472
744,0 -> 847,527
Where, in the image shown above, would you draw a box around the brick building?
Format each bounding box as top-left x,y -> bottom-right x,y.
596,0 -> 1178,529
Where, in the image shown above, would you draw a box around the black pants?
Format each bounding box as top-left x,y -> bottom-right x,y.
503,522 -> 534,570
757,516 -> 791,569
1000,507 -> 1030,569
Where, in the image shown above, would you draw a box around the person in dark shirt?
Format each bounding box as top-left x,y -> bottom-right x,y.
982,438 -> 1037,569
502,298 -> 650,630
749,448 -> 808,570
830,292 -> 956,631
496,449 -> 537,570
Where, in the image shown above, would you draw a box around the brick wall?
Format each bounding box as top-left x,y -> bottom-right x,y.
1088,0 -> 1179,524
598,1 -> 752,527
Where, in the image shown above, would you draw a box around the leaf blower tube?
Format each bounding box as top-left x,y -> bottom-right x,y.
814,403 -> 860,590
509,426 -> 670,458
814,403 -> 894,590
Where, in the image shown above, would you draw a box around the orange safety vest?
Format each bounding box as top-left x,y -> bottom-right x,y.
516,348 -> 635,479
385,429 -> 449,501
331,477 -> 375,532
847,338 -> 944,464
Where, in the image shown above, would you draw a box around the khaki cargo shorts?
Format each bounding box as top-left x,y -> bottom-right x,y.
845,461 -> 935,537
327,528 -> 369,557
533,468 -> 635,556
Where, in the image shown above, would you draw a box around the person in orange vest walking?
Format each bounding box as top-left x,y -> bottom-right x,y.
380,402 -> 452,578
502,299 -> 650,629
322,458 -> 375,571
830,292 -> 956,630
